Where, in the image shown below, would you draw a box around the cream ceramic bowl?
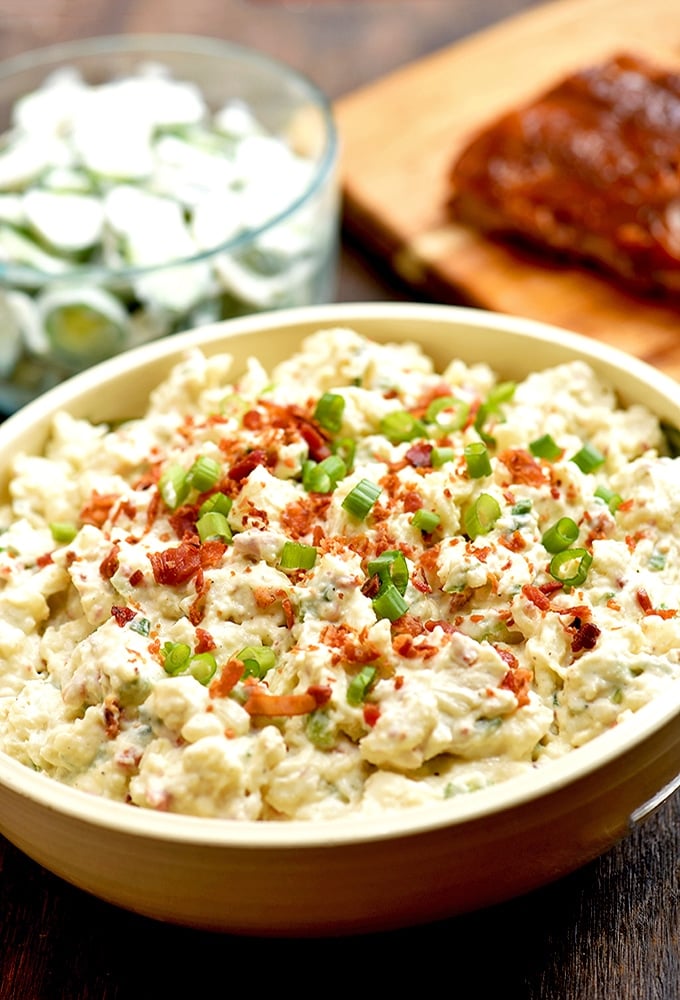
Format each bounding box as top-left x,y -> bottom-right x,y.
1,302 -> 680,937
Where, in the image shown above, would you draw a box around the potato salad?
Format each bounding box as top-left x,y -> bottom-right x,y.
1,328 -> 679,821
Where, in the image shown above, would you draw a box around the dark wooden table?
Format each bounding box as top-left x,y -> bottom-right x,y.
1,3 -> 679,998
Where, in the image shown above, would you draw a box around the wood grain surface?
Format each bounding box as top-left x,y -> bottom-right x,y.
336,0 -> 680,378
1,3 -> 679,999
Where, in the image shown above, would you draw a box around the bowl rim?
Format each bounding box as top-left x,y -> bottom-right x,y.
2,300 -> 680,848
0,32 -> 339,285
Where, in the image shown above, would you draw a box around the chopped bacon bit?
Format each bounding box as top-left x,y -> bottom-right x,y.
99,543 -> 120,580
467,543 -> 491,561
243,409 -> 263,430
112,498 -> 137,524
80,491 -> 119,527
228,448 -> 269,481
405,443 -> 433,469
306,684 -> 332,706
145,490 -> 161,533
636,588 -> 677,619
200,539 -> 227,569
571,621 -> 601,653
425,618 -> 458,635
392,613 -> 426,637
129,569 -> 144,587
499,531 -> 526,552
169,505 -> 199,539
209,657 -> 245,698
500,666 -> 532,707
498,448 -> 547,487
493,645 -> 519,670
188,575 -> 211,626
148,540 -> 201,585
297,419 -> 331,462
411,568 -> 433,593
561,604 -> 592,621
636,588 -> 653,613
36,552 -> 53,567
522,584 -> 552,611
400,491 -> 423,514
394,675 -> 405,690
103,695 -> 121,738
392,632 -> 438,659
321,623 -> 381,664
281,494 -> 332,539
110,605 -> 136,627
252,587 -> 296,628
115,745 -> 143,771
363,704 -> 381,727
133,462 -> 162,491
607,598 -> 621,611
360,574 -> 382,599
195,627 -> 216,653
618,498 -> 635,512
449,587 -> 474,611
244,690 -> 318,717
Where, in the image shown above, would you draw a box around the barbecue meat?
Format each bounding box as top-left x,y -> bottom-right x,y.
448,53 -> 680,296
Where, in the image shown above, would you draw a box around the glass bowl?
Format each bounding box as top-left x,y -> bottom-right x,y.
0,34 -> 339,413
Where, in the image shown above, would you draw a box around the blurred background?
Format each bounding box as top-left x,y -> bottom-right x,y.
1,0 -> 539,100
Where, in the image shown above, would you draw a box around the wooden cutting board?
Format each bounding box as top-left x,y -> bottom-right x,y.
334,0 -> 680,379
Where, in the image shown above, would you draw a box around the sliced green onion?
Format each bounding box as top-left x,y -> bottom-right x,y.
412,509 -> 441,533
542,516 -> 579,553
594,485 -> 623,512
431,446 -> 455,467
367,549 -> 409,595
464,441 -> 492,478
648,551 -> 666,571
305,709 -> 336,749
197,511 -> 232,543
549,548 -> 593,588
187,652 -> 217,685
474,381 -> 516,443
425,396 -> 469,433
313,392 -> 345,433
346,665 -> 378,706
199,491 -> 232,518
237,645 -> 276,679
380,410 -> 427,444
130,617 -> 150,636
49,521 -> 78,543
529,434 -> 562,460
333,437 -> 356,472
304,454 -> 347,494
342,479 -> 381,519
279,540 -> 317,570
159,463 -> 189,510
187,455 -> 221,493
571,442 -> 606,473
372,583 -> 409,621
162,641 -> 191,675
463,493 -> 501,539
511,499 -> 532,515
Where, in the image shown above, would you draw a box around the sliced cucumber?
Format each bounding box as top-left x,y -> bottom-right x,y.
24,189 -> 104,253
37,285 -> 128,367
0,224 -> 70,276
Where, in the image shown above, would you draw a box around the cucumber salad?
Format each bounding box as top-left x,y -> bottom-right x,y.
0,63 -> 338,411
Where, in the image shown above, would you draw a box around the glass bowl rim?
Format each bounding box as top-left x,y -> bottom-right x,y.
0,32 -> 339,286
